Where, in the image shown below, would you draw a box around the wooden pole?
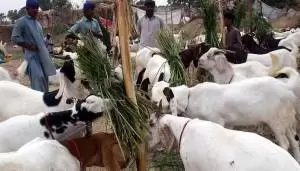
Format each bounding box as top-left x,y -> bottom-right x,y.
218,0 -> 226,48
116,0 -> 147,170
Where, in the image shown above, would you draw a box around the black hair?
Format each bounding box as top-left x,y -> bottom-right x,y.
223,11 -> 235,22
144,0 -> 155,6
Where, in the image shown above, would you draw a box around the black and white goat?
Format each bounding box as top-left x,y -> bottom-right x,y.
0,57 -> 89,121
0,137 -> 80,171
0,95 -> 110,153
148,113 -> 300,171
151,76 -> 300,162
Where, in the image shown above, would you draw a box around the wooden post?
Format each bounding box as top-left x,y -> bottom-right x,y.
116,0 -> 147,170
218,0 -> 226,48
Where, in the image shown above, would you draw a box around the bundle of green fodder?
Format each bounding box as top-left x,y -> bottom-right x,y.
156,28 -> 187,86
196,0 -> 219,47
76,33 -> 153,161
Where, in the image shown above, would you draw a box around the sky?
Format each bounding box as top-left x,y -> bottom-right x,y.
0,0 -> 168,14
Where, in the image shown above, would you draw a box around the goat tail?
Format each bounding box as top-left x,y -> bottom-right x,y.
16,60 -> 28,79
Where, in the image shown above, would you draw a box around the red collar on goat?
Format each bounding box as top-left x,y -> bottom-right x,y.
66,139 -> 83,168
179,119 -> 192,150
45,116 -> 55,139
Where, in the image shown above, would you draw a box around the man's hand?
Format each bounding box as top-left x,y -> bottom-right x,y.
26,44 -> 38,51
18,42 -> 38,51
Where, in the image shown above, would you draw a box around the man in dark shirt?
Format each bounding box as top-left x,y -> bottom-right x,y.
223,11 -> 247,64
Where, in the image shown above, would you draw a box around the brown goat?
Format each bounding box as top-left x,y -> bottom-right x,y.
60,132 -> 127,171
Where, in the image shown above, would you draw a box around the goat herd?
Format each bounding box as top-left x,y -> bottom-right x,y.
0,29 -> 300,171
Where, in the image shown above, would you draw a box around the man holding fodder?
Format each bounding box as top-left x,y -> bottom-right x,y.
67,1 -> 103,41
11,0 -> 56,92
221,10 -> 247,64
137,0 -> 165,49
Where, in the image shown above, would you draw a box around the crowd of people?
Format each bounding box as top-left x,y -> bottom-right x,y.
10,0 -> 242,93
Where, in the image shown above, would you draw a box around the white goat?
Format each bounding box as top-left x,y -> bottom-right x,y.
151,77 -> 300,162
0,59 -> 89,121
135,47 -> 161,77
246,45 -> 298,69
140,54 -> 170,93
198,48 -> 282,84
16,51 -> 79,82
148,114 -> 300,171
278,32 -> 300,52
0,137 -> 80,171
0,67 -> 14,81
0,95 -> 110,153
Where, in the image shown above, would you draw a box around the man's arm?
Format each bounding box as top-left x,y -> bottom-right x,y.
67,21 -> 80,35
92,20 -> 103,39
11,19 -> 37,51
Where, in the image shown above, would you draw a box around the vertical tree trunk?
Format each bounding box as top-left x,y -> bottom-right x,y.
218,0 -> 225,48
116,0 -> 147,170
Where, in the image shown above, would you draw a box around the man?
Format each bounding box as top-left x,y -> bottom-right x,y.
223,11 -> 247,64
137,0 -> 165,49
67,1 -> 102,39
44,33 -> 53,54
11,0 -> 56,92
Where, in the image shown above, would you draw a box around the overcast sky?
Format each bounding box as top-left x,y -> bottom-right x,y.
0,0 -> 168,14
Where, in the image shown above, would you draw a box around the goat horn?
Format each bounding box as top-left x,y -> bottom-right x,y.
267,53 -> 282,76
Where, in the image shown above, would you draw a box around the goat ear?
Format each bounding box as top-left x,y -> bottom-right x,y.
163,87 -> 174,102
155,100 -> 163,118
215,55 -> 229,73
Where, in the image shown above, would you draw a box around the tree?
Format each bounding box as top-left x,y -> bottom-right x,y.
7,9 -> 19,24
18,7 -> 27,18
52,0 -> 72,9
0,13 -> 6,23
39,0 -> 52,10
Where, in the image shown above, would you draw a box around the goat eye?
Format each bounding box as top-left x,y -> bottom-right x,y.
149,121 -> 154,127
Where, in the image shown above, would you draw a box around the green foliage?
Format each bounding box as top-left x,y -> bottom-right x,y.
156,29 -> 187,86
151,149 -> 184,171
52,0 -> 72,9
233,1 -> 247,28
7,9 -> 19,24
196,0 -> 219,47
76,33 -> 152,160
39,0 -> 52,10
243,9 -> 272,41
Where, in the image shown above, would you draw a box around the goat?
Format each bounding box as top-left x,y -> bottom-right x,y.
140,54 -> 170,93
151,77 -> 300,162
60,132 -> 128,171
0,95 -> 110,153
198,48 -> 282,84
179,42 -> 211,68
148,113 -> 300,171
0,137 -> 80,171
241,33 -> 270,54
0,55 -> 89,121
135,47 -> 161,84
278,32 -> 300,52
0,67 -> 15,81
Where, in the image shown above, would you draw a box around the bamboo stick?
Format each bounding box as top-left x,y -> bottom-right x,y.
116,0 -> 147,170
218,0 -> 226,48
